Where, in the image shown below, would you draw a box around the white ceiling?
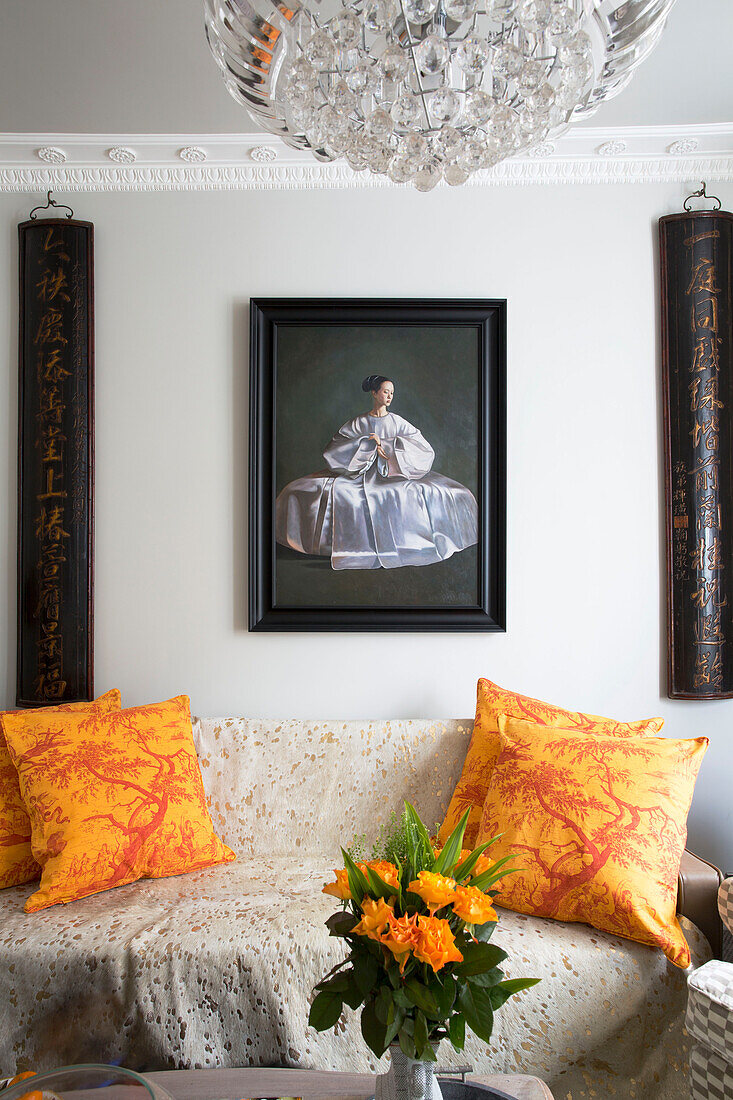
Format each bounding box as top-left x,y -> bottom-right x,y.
0,0 -> 730,135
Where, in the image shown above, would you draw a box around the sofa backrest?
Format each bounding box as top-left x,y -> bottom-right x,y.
192,717 -> 473,858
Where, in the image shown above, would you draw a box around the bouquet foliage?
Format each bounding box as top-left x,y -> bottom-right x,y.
310,804 -> 539,1061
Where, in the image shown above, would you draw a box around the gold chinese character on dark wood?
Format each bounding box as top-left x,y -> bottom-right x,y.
17,214 -> 94,706
660,205 -> 733,698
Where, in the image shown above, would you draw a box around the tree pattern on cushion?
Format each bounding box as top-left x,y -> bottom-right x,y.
2,695 -> 234,911
475,715 -> 708,968
0,690 -> 121,890
0,753 -> 37,881
439,678 -> 665,849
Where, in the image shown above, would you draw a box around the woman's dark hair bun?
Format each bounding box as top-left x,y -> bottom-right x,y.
362,374 -> 391,393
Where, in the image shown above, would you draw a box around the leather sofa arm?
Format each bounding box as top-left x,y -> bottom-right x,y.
678,849 -> 723,958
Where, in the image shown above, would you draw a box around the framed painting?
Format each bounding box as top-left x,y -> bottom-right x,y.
249,298 -> 506,631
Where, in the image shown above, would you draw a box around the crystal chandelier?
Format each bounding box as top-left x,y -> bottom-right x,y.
205,0 -> 676,189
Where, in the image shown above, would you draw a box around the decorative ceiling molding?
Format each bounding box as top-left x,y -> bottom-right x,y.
596,140 -> 628,156
178,146 -> 207,163
106,145 -> 137,164
35,146 -> 66,165
1,124 -> 732,191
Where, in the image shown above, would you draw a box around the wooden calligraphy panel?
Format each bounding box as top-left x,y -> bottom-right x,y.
660,210 -> 733,698
17,218 -> 94,706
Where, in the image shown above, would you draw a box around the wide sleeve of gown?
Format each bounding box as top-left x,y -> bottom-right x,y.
384,417 -> 435,479
323,418 -> 378,477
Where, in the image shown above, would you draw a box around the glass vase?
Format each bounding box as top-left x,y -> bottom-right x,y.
0,1064 -> 174,1100
375,1043 -> 443,1100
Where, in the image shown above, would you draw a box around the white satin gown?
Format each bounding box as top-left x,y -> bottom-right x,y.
275,412 -> 478,570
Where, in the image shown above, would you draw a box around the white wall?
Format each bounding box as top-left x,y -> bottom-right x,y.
1,180 -> 731,871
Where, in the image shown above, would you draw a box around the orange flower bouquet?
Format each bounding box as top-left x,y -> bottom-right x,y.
310,803 -> 539,1065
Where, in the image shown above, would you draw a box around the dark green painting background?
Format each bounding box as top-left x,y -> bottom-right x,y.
274,324 -> 480,608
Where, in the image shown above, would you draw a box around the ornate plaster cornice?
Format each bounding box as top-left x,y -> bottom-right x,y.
1,124 -> 732,191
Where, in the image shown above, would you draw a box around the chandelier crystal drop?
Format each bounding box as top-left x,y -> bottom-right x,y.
205,0 -> 677,189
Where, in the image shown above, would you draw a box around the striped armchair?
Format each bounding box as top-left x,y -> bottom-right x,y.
687,877 -> 733,1099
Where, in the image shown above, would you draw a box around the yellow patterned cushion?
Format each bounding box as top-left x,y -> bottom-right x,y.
0,690 -> 122,890
439,679 -> 664,847
476,715 -> 707,967
2,695 -> 235,911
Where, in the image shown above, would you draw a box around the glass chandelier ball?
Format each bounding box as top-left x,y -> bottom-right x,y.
205,0 -> 678,189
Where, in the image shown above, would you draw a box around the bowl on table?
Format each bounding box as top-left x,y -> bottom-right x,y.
0,1065 -> 175,1100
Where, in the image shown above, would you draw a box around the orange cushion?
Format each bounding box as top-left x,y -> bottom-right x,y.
2,695 -> 235,911
476,715 -> 707,968
439,679 -> 665,847
0,690 -> 122,890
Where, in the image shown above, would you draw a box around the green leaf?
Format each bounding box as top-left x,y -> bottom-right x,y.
455,941 -> 508,978
354,952 -> 379,997
469,855 -> 517,892
364,865 -> 400,902
319,972 -> 351,993
309,989 -> 343,1031
421,1040 -> 438,1062
464,966 -> 503,988
326,911 -> 358,937
343,985 -> 364,1010
472,918 -> 497,943
387,964 -> 402,990
404,979 -> 440,1019
435,975 -> 456,1017
362,936 -> 386,959
413,1010 -> 430,1059
434,809 -> 469,875
342,849 -> 370,905
384,1008 -> 402,1048
489,977 -> 541,1011
392,988 -> 412,1010
361,997 -> 389,1058
448,1014 -> 466,1051
452,836 -> 500,881
375,986 -> 393,1025
403,803 -> 436,876
398,1022 -> 416,1059
457,983 -> 494,1045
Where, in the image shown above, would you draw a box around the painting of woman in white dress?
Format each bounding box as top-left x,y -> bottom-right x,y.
275,374 -> 479,570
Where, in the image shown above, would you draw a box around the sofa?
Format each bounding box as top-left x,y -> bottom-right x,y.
0,717 -> 720,1100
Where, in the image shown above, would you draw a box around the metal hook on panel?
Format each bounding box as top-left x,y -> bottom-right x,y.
684,182 -> 722,212
29,190 -> 75,220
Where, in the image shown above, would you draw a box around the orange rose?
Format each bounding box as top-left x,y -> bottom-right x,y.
408,871 -> 457,913
380,912 -> 421,972
414,915 -> 464,973
360,860 -> 401,891
322,868 -> 351,900
353,897 -> 394,941
451,884 -> 498,925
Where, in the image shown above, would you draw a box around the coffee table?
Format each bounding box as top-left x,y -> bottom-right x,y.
145,1068 -> 554,1100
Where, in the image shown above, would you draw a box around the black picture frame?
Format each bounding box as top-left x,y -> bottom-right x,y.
17,218 -> 95,705
249,298 -> 506,632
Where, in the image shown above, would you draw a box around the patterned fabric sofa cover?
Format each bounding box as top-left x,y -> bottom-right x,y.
0,718 -> 712,1100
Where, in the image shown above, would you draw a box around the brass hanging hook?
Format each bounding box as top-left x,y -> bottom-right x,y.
29,190 -> 75,220
683,182 -> 722,212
